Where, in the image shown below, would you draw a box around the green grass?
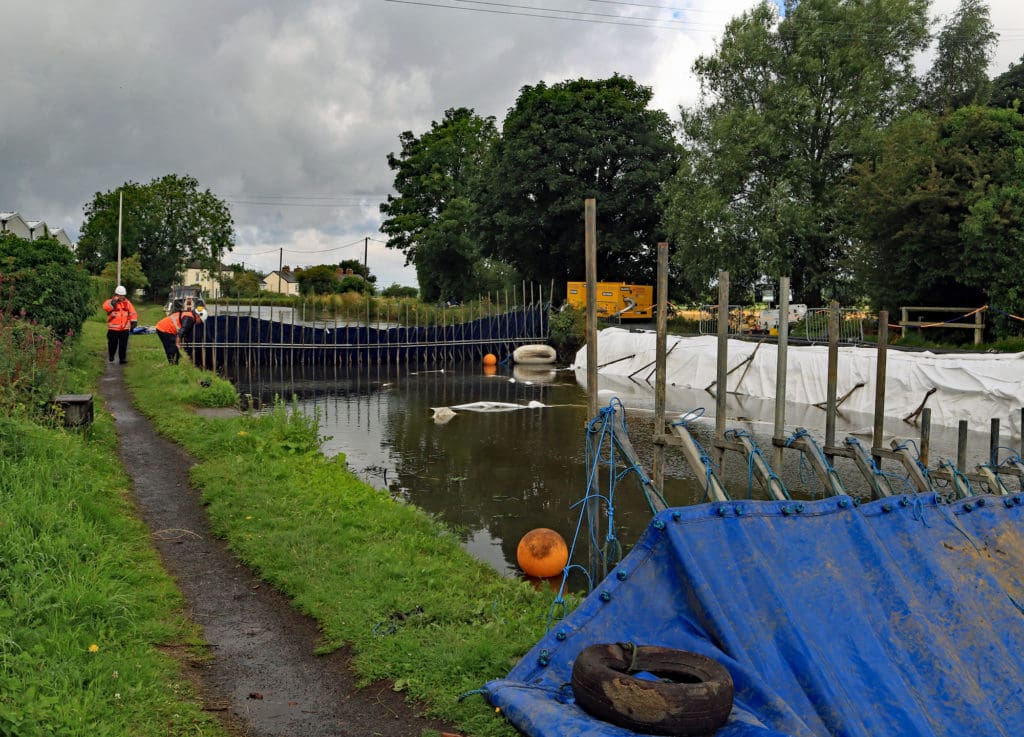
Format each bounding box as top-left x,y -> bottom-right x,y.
116,304 -> 566,736
0,315 -> 228,736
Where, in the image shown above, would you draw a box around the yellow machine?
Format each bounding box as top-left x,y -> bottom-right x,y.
566,282 -> 655,320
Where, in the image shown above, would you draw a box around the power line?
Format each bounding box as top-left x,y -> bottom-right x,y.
386,0 -> 1024,39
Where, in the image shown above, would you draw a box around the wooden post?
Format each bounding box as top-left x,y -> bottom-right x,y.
872,310 -> 888,466
990,418 -> 1000,466
957,420 -> 968,471
715,271 -> 729,465
772,276 -> 790,473
585,199 -> 598,420
974,310 -> 983,346
824,300 -> 840,458
653,243 -> 669,495
920,408 -> 931,467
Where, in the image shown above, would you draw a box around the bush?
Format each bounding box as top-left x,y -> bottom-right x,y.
0,235 -> 92,337
549,305 -> 586,361
0,302 -> 65,419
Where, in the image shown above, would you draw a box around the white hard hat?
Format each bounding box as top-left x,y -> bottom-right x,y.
114,285 -> 127,296
196,305 -> 209,323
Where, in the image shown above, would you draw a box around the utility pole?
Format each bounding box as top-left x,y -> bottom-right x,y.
364,236 -> 368,276
116,191 -> 123,286
278,247 -> 283,294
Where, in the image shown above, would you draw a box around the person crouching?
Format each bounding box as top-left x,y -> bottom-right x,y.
155,299 -> 186,364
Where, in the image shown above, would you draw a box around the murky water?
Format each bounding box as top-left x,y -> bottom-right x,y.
226,361 -> 1011,579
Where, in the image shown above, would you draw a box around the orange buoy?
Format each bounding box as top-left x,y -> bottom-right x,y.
517,528 -> 569,579
483,353 -> 498,366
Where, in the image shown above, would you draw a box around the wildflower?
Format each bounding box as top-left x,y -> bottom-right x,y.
88,644 -> 99,653
112,670 -> 119,679
238,430 -> 249,437
245,515 -> 253,520
114,693 -> 121,700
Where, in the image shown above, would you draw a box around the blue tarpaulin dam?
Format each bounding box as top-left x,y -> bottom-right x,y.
485,493 -> 1024,736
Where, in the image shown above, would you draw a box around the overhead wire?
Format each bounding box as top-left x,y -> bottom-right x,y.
385,0 -> 1024,40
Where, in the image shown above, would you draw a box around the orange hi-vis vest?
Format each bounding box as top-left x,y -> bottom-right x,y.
156,312 -> 184,335
103,297 -> 137,331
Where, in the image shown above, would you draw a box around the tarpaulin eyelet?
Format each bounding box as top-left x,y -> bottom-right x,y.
653,520 -> 666,530
716,506 -> 728,517
882,502 -> 894,513
616,570 -> 628,581
900,497 -> 910,507
976,498 -> 986,507
1005,498 -> 1014,508
600,591 -> 612,602
556,631 -> 567,641
838,498 -> 850,508
964,502 -> 974,512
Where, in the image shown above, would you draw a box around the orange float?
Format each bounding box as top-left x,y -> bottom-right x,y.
483,353 -> 498,366
516,528 -> 569,579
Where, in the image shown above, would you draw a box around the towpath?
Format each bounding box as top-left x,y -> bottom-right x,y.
99,363 -> 454,737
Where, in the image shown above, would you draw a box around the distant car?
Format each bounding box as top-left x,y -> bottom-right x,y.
164,285 -> 203,315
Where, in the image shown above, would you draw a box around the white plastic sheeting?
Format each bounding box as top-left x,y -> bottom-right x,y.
573,329 -> 1024,434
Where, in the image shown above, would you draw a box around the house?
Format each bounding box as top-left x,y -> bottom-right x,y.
261,267 -> 300,296
182,260 -> 234,298
50,228 -> 74,249
0,212 -> 32,240
1,211 -> 76,250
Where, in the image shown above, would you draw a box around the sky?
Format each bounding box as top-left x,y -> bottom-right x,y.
2,0 -> 1021,289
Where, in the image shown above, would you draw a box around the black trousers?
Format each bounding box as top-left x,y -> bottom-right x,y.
158,330 -> 180,364
107,329 -> 130,363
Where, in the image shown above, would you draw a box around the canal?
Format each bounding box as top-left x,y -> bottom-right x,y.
226,361 -> 998,579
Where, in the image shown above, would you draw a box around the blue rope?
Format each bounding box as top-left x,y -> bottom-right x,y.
548,398 -> 662,628
725,428 -> 788,499
938,458 -> 973,499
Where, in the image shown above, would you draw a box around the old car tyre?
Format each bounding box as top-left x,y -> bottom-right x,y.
571,643 -> 734,736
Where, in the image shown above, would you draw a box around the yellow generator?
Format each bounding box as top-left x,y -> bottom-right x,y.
566,282 -> 655,320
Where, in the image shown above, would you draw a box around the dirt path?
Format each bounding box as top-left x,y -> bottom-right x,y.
99,364 -> 454,737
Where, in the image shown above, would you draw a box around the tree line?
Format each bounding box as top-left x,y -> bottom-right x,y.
379,0 -> 1024,331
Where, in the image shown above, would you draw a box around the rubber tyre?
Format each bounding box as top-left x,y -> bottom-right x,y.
571,643 -> 734,736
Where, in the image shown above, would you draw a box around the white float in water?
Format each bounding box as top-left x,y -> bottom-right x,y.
513,344 -> 557,365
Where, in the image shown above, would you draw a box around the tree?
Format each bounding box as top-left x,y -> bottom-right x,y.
847,106 -> 1024,329
924,0 -> 997,115
380,108 -> 499,302
99,254 -> 149,296
77,174 -> 234,300
475,75 -> 679,291
661,0 -> 930,305
990,55 -> 1024,110
296,265 -> 343,296
220,266 -> 264,297
0,234 -> 92,337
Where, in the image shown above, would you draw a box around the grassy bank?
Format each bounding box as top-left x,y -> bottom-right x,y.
116,306 -> 559,736
0,319 -> 228,735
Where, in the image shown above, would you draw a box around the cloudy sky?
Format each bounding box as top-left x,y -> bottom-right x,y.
2,0 -> 1021,288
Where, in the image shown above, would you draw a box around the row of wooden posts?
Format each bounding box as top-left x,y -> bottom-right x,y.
580,199 -> 1022,504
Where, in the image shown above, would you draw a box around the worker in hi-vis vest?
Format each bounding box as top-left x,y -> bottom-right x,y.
155,299 -> 186,364
102,285 -> 138,364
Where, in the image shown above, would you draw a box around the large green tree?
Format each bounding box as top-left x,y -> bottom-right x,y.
380,107 -> 498,302
662,0 -> 930,305
77,174 -> 234,300
475,75 -> 679,290
847,106 -> 1024,328
923,0 -> 998,115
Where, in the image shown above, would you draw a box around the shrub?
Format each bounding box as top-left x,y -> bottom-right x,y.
0,299 -> 65,419
0,234 -> 92,337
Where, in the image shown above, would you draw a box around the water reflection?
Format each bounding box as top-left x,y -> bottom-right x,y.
226,363 -> 1001,578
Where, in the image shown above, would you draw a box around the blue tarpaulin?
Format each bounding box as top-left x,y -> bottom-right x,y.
485,493 -> 1024,736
